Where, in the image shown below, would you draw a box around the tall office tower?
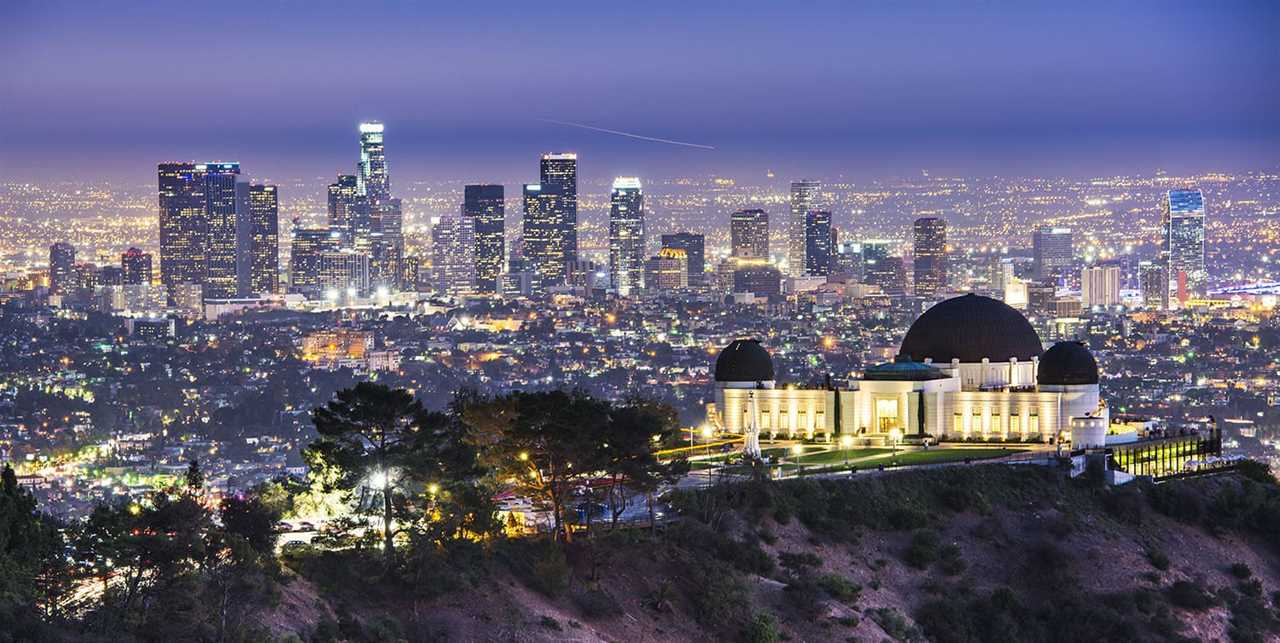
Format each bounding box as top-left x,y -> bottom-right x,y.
661,232 -> 705,287
199,162 -> 243,299
121,247 -> 152,286
158,162 -> 208,300
327,174 -> 363,241
1032,227 -> 1074,285
400,255 -> 421,292
318,250 -> 370,297
867,256 -> 907,295
789,180 -> 820,277
1160,189 -> 1206,308
804,210 -> 833,277
608,177 -> 645,296
464,184 -> 505,293
1081,265 -> 1121,308
431,214 -> 476,297
731,209 -> 770,259
49,242 -> 76,295
357,122 -> 389,204
247,184 -> 279,295
644,248 -> 688,293
522,183 -> 566,292
859,239 -> 892,285
912,217 -> 947,298
1138,260 -> 1166,309
290,227 -> 340,298
539,153 -> 578,264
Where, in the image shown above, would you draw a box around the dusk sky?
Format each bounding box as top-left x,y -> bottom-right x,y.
2,1 -> 1277,185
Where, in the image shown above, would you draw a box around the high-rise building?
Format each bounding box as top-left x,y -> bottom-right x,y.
201,162 -> 243,300
644,248 -> 688,293
913,217 -> 947,298
357,122 -> 389,204
1138,260 -> 1165,309
247,184 -> 279,295
431,214 -> 476,297
1081,265 -> 1121,308
1032,227 -> 1073,285
158,162 -> 208,300
860,240 -> 893,287
789,180 -> 820,277
660,232 -> 705,287
121,247 -> 152,286
463,184 -> 505,294
327,174 -> 362,242
318,250 -> 370,298
804,210 -> 833,277
1160,189 -> 1206,308
608,177 -> 645,297
731,209 -> 769,260
867,256 -> 907,296
539,153 -> 578,264
522,183 -> 567,292
49,242 -> 76,295
733,264 -> 782,299
290,227 -> 340,298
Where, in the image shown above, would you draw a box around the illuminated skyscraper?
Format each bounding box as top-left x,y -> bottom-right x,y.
1081,265 -> 1121,308
1160,189 -> 1206,308
158,162 -> 208,300
49,242 -> 75,295
912,217 -> 947,298
464,184 -> 505,294
1138,260 -> 1165,309
789,180 -> 820,277
539,153 -> 578,264
318,250 -> 370,298
804,210 -> 833,277
661,232 -> 705,287
431,214 -> 476,297
247,184 -> 279,295
290,226 -> 341,298
731,209 -> 769,260
327,174 -> 362,242
608,177 -> 645,296
121,247 -> 152,286
522,183 -> 566,292
201,162 -> 244,300
357,121 -> 389,203
644,248 -> 688,293
1032,227 -> 1073,285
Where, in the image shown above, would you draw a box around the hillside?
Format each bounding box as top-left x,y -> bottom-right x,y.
250,464 -> 1280,642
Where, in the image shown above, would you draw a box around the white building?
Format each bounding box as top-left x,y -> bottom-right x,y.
713,294 -> 1107,444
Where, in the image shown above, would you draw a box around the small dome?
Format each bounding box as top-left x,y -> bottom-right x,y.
1038,341 -> 1099,385
714,339 -> 775,382
899,293 -> 1043,363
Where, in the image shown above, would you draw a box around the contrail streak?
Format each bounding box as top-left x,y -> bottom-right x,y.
539,119 -> 716,150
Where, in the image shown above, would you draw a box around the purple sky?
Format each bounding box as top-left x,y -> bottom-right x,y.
2,1 -> 1277,185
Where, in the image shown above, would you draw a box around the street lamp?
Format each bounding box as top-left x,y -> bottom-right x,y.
889,428 -> 902,456
792,443 -> 805,476
840,434 -> 854,465
701,425 -> 714,456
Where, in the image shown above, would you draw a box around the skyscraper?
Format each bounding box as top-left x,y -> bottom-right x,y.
121,247 -> 152,286
522,183 -> 566,292
357,122 -> 389,203
49,242 -> 75,295
660,232 -> 705,287
731,209 -> 769,260
464,184 -> 505,294
608,177 -> 645,296
539,153 -> 578,264
201,162 -> 244,300
913,217 -> 947,298
247,184 -> 279,295
1160,189 -> 1206,307
1138,260 -> 1165,309
789,180 -> 820,277
158,162 -> 208,300
432,214 -> 476,297
327,174 -> 362,242
644,248 -> 688,294
1032,227 -> 1073,285
804,210 -> 833,277
290,227 -> 340,298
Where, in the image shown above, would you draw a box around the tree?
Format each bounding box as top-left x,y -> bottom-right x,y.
601,400 -> 685,530
307,382 -> 477,571
0,463 -> 72,630
185,459 -> 204,493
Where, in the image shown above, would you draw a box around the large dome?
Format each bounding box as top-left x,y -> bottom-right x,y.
714,339 -> 775,382
1037,341 -> 1099,385
898,294 -> 1043,363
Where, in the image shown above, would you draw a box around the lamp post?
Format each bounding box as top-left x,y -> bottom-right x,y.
792,443 -> 805,477
701,425 -> 715,457
889,428 -> 902,457
840,434 -> 854,466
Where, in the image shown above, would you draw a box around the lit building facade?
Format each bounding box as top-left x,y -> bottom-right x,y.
49,242 -> 76,295
464,184 -> 505,294
731,209 -> 769,260
121,247 -> 152,286
1160,189 -> 1206,308
661,232 -> 705,288
432,214 -> 476,297
804,210 -> 833,277
608,177 -> 645,297
1033,227 -> 1074,285
540,153 -> 578,264
913,217 -> 947,298
247,184 -> 279,295
789,180 -> 820,277
644,247 -> 688,294
1081,265 -> 1121,308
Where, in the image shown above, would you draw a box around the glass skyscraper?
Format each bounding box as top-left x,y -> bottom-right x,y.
608,177 -> 645,297
1032,227 -> 1074,285
357,122 -> 389,203
464,184 -> 505,294
804,210 -> 833,277
912,217 -> 947,298
731,209 -> 769,260
539,153 -> 578,264
1160,188 -> 1206,308
158,162 -> 208,301
522,183 -> 566,292
247,184 -> 279,295
49,242 -> 76,295
121,247 -> 152,286
201,162 -> 243,300
789,180 -> 820,277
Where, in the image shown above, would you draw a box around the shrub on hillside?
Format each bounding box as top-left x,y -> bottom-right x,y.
1146,548 -> 1171,571
1168,580 -> 1217,610
1237,460 -> 1277,486
938,543 -> 966,576
816,573 -> 862,604
496,539 -> 569,598
904,529 -> 940,569
1230,562 -> 1253,579
743,612 -> 780,643
573,588 -> 620,618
